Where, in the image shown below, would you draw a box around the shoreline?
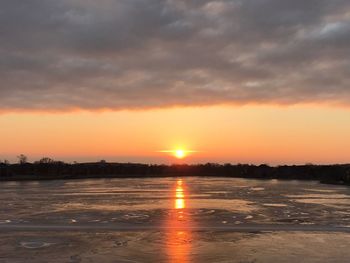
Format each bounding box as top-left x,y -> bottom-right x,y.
0,175 -> 349,187
1,162 -> 349,185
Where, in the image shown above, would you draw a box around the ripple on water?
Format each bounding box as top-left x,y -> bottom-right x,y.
303,188 -> 348,193
251,187 -> 265,191
122,213 -> 150,221
263,203 -> 288,207
188,209 -> 216,216
286,194 -> 350,199
20,241 -> 55,249
286,194 -> 350,210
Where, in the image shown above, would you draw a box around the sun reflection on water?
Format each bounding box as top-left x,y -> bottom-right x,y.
175,180 -> 185,210
166,179 -> 192,263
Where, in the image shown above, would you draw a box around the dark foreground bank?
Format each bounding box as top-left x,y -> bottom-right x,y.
1,161 -> 350,185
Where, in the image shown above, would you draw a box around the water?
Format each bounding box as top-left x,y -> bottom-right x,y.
0,177 -> 350,262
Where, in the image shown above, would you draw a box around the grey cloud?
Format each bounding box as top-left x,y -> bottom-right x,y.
1,0 -> 350,111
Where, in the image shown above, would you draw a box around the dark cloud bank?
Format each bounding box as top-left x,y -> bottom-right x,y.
1,0 -> 350,110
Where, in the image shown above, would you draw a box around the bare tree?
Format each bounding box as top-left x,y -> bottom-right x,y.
17,154 -> 28,164
38,157 -> 54,164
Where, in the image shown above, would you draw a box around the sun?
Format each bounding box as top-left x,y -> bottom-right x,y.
174,149 -> 186,159
158,148 -> 197,159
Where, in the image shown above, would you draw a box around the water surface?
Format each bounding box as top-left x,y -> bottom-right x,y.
0,177 -> 350,262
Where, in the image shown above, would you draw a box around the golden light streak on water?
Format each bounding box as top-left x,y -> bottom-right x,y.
166,179 -> 192,263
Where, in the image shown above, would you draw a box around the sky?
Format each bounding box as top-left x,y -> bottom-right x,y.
1,0 -> 350,164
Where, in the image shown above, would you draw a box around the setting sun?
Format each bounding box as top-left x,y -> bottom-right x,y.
159,149 -> 197,159
175,149 -> 186,159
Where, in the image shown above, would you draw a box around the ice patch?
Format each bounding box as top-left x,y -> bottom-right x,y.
251,187 -> 264,191
122,213 -> 150,221
20,241 -> 55,249
263,203 -> 288,207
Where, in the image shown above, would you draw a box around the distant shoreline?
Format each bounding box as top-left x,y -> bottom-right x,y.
1,162 -> 349,185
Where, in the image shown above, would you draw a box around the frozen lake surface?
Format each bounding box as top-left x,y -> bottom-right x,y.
0,177 -> 350,262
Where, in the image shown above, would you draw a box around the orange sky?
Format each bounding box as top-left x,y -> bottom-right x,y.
1,105 -> 350,165
2,0 -> 350,166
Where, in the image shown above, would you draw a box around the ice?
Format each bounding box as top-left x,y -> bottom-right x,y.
20,241 -> 55,249
0,177 -> 350,262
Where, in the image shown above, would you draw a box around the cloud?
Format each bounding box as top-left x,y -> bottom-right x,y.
1,0 -> 350,111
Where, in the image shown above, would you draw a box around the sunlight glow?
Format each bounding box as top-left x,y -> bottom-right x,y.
159,149 -> 197,159
175,149 -> 186,159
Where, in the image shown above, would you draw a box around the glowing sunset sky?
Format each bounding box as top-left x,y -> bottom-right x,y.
1,0 -> 350,164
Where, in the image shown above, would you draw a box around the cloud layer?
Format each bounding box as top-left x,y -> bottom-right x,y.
1,0 -> 350,110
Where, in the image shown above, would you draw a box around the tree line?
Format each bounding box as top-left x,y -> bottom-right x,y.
0,155 -> 349,185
